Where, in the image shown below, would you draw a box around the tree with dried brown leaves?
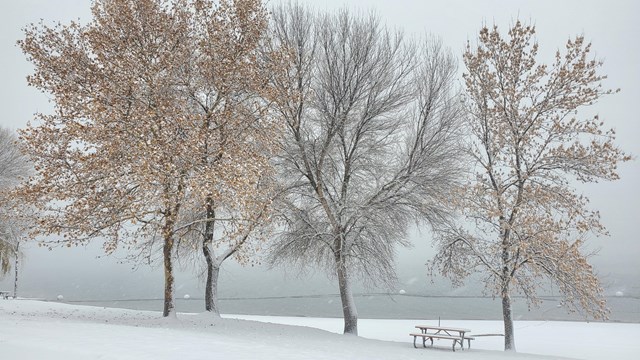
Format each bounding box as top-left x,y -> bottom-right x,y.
269,4 -> 466,335
430,21 -> 631,351
18,0 -> 285,317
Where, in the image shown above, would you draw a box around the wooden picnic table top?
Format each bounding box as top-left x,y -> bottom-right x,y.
414,325 -> 471,333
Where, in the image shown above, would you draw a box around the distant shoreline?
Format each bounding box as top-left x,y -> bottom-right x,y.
23,293 -> 638,323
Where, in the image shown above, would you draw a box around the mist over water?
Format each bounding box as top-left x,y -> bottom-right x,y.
67,295 -> 640,323
3,239 -> 639,324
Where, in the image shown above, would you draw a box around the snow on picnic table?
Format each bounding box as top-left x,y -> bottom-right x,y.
0,300 -> 638,359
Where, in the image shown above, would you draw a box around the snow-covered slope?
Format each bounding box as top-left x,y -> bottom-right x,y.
0,300 -> 636,359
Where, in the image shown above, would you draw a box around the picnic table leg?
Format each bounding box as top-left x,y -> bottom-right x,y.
413,336 -> 417,348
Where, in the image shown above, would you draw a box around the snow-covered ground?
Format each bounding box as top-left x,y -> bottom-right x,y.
1,300 -> 637,359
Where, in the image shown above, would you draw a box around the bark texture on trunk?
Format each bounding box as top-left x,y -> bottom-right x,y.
502,288 -> 516,351
336,254 -> 358,335
163,234 -> 175,317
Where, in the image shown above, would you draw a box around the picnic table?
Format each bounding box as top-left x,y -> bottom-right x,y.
410,325 -> 474,352
0,291 -> 10,300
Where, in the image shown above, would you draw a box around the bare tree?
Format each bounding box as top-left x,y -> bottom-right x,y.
0,127 -> 30,286
430,21 -> 631,351
18,0 -> 285,317
269,4 -> 465,335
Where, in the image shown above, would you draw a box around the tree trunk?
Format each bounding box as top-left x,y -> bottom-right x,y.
203,242 -> 214,311
501,287 -> 516,351
207,261 -> 221,316
336,253 -> 358,335
163,234 -> 175,317
202,241 -> 222,316
201,197 -> 222,316
501,222 -> 515,351
13,241 -> 19,298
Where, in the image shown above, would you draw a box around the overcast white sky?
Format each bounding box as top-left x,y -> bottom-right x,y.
1,0 -> 638,300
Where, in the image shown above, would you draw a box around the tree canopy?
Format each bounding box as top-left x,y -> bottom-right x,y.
269,4 -> 466,335
430,21 -> 630,351
19,0 -> 286,316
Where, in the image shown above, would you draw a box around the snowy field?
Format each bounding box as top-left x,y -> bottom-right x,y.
1,300 -> 638,360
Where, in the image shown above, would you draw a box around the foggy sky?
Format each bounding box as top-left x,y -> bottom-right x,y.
1,0 -> 638,300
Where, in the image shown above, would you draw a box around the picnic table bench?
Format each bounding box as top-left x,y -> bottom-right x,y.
410,325 -> 474,352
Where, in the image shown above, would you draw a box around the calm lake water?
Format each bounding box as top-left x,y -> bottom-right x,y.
70,294 -> 640,323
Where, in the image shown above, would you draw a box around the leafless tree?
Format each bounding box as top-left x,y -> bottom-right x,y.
0,128 -> 30,190
0,127 -> 31,289
429,21 -> 631,351
269,3 -> 465,335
